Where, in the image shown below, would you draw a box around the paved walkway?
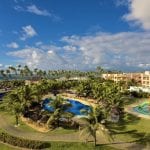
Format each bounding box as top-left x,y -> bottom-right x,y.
0,114 -> 80,142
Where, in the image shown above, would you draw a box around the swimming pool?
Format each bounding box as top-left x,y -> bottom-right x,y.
133,102 -> 150,116
43,98 -> 91,116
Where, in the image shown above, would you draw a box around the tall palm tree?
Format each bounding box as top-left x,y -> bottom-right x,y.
19,85 -> 35,110
0,70 -> 7,79
8,66 -> 17,77
32,84 -> 45,102
6,69 -> 11,79
17,64 -> 22,75
80,107 -> 112,146
1,91 -> 24,126
92,81 -> 125,121
23,65 -> 31,79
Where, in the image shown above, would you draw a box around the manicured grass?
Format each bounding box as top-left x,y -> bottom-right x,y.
0,110 -> 78,135
0,111 -> 37,132
47,127 -> 77,135
0,142 -> 18,150
110,98 -> 150,144
109,113 -> 150,143
0,141 -> 119,150
44,142 -> 120,150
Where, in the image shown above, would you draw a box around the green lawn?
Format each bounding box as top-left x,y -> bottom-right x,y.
0,111 -> 37,132
47,127 -> 77,135
109,113 -> 150,145
0,142 -> 19,150
0,111 -> 77,135
0,141 -> 120,150
44,142 -> 120,150
109,97 -> 150,144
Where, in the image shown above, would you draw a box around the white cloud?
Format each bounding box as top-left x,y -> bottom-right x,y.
5,65 -> 12,68
20,25 -> 37,40
123,0 -> 150,30
0,64 -> 3,68
27,5 -> 51,17
7,31 -> 150,71
14,4 -> 61,21
14,0 -> 25,3
61,32 -> 150,70
7,48 -> 69,70
7,42 -> 19,49
63,45 -> 77,51
14,5 -> 24,11
115,0 -> 128,6
35,41 -> 43,46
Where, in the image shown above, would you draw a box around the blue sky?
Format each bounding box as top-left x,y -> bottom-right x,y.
0,0 -> 150,71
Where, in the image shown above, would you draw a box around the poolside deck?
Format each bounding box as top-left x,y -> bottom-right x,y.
60,93 -> 97,107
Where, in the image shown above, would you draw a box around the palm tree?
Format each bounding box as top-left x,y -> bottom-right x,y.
96,66 -> 105,78
0,70 -> 7,79
1,91 -> 24,126
17,64 -> 22,75
46,108 -> 61,128
6,69 -> 11,79
19,85 -> 35,110
76,80 -> 92,97
79,107 -> 112,146
23,65 -> 31,79
32,84 -> 45,102
8,66 -> 17,78
92,81 -> 125,121
46,96 -> 72,128
1,84 -> 36,125
103,82 -> 125,119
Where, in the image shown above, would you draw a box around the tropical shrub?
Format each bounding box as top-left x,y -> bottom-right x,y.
0,131 -> 50,149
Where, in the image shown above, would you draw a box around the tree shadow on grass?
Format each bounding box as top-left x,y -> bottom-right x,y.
132,133 -> 150,150
120,113 -> 141,125
105,113 -> 150,149
126,135 -> 150,150
107,113 -> 141,134
96,132 -> 149,150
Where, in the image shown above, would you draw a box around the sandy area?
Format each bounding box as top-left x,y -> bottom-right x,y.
60,93 -> 97,107
20,116 -> 49,133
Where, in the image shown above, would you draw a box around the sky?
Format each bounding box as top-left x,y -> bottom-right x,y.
0,0 -> 150,71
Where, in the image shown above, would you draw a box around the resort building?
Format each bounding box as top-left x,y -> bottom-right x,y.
102,71 -> 150,87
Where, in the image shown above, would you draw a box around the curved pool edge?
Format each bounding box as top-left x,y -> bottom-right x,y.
42,98 -> 91,116
61,95 -> 95,107
125,102 -> 150,119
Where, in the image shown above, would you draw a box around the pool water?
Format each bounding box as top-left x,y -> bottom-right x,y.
133,102 -> 150,116
43,98 -> 91,115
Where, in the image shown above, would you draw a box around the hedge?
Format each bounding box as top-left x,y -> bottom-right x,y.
0,131 -> 50,149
